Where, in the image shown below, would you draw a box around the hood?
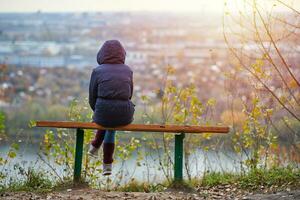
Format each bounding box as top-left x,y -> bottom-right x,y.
97,40 -> 126,65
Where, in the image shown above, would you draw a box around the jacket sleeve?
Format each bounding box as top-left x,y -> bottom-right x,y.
89,70 -> 98,111
129,72 -> 133,100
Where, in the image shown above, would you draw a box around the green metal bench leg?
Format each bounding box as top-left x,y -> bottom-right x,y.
74,128 -> 84,182
174,132 -> 185,182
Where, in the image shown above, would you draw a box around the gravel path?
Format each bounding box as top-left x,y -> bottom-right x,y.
1,188 -> 299,199
244,190 -> 300,200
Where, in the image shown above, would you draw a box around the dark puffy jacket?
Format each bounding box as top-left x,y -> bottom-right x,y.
89,40 -> 135,127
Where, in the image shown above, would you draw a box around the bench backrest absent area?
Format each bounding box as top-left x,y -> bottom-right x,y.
36,121 -> 230,183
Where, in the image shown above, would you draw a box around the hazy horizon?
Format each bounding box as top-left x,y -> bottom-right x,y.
0,0 -> 299,13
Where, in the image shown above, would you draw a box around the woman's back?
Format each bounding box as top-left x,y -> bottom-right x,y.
89,40 -> 135,127
93,64 -> 132,100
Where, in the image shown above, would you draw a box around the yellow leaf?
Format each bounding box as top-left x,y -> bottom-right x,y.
207,98 -> 216,106
167,66 -> 175,74
203,133 -> 212,140
203,146 -> 209,151
288,79 -> 298,89
8,151 -> 16,158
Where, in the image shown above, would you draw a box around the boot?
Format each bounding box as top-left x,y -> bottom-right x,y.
103,143 -> 115,165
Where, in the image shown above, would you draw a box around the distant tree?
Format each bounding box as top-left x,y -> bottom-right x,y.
223,0 -> 300,168
223,0 -> 300,122
223,0 -> 299,122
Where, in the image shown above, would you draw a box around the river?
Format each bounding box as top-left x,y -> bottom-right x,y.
0,139 -> 243,185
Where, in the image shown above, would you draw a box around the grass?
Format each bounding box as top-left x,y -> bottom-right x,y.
199,166 -> 300,190
200,172 -> 236,187
238,166 -> 300,189
111,166 -> 300,192
0,168 -> 53,194
1,166 -> 299,194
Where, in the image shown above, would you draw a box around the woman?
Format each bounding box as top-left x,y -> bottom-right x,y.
88,40 -> 135,176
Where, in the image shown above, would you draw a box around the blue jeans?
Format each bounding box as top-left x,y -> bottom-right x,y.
91,130 -> 116,148
91,129 -> 116,164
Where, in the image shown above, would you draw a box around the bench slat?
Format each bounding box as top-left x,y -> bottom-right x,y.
36,121 -> 229,133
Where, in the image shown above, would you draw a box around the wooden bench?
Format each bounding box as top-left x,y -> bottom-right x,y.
36,121 -> 230,183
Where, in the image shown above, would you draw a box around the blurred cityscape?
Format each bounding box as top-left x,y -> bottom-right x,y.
0,12 -> 299,122
0,12 -> 229,107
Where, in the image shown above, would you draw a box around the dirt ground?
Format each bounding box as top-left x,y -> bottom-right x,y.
1,188 -> 300,200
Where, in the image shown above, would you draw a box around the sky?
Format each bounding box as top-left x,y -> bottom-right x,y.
0,0 -> 299,13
